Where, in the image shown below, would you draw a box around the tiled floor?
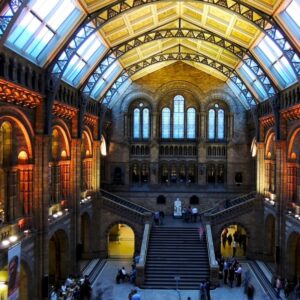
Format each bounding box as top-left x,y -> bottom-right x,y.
91,259 -> 273,300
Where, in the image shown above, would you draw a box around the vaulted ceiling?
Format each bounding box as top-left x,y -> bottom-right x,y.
0,0 -> 299,109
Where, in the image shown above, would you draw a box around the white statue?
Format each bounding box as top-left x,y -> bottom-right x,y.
174,198 -> 182,217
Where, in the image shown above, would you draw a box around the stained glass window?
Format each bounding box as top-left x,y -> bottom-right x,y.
162,108 -> 171,139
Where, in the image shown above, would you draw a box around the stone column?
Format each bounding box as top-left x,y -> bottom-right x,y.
33,134 -> 50,299
70,138 -> 81,273
274,140 -> 287,276
152,112 -> 157,138
256,142 -> 265,195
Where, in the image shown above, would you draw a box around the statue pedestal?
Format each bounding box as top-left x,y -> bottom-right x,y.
173,198 -> 182,218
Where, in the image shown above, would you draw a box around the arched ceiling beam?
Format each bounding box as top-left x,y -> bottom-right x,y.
48,0 -> 300,82
100,51 -> 257,108
0,0 -> 28,46
82,26 -> 276,99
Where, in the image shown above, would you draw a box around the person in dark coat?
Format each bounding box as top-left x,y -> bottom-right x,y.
228,265 -> 235,288
246,283 -> 255,300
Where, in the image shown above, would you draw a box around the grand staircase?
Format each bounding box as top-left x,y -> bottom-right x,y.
143,226 -> 210,289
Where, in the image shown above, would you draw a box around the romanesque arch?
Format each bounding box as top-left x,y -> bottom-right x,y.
48,229 -> 70,284
264,214 -> 276,261
286,231 -> 300,281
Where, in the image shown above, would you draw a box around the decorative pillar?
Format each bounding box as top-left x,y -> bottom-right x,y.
256,142 -> 265,195
274,140 -> 287,276
33,134 -> 50,299
70,138 -> 81,273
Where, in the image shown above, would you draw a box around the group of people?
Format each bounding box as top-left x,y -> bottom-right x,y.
199,278 -> 211,300
217,256 -> 255,299
273,276 -> 300,299
182,206 -> 199,222
153,210 -> 165,225
50,274 -> 92,300
116,265 -> 137,284
221,228 -> 247,256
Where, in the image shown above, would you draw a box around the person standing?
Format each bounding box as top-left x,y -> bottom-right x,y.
235,263 -> 243,287
246,283 -> 255,300
232,240 -> 238,257
228,265 -> 235,288
205,278 -> 211,300
199,280 -> 206,300
275,276 -> 283,299
159,210 -> 165,225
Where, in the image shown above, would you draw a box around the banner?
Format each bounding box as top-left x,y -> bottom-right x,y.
8,243 -> 21,300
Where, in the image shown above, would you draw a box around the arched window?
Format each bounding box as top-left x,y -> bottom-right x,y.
131,103 -> 151,140
173,95 -> 184,139
218,109 -> 225,139
133,108 -> 140,139
0,121 -> 13,166
143,108 -> 149,139
162,107 -> 171,139
187,108 -> 196,139
208,109 -> 215,139
208,104 -> 226,140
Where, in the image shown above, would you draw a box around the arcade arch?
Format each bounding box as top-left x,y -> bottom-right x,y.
48,230 -> 70,284
108,223 -> 135,258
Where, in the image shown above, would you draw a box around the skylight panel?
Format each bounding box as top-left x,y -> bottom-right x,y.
286,0 -> 300,28
62,32 -> 107,87
255,35 -> 297,88
239,64 -> 268,100
5,0 -> 82,65
279,0 -> 300,44
227,81 -> 249,109
90,62 -> 121,100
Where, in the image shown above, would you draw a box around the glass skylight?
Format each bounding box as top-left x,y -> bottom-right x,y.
62,33 -> 107,86
5,0 -> 82,66
279,0 -> 300,43
239,64 -> 268,101
90,62 -> 121,100
255,35 -> 297,89
227,81 -> 249,109
286,0 -> 300,27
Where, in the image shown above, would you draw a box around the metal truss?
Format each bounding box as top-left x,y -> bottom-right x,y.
0,0 -> 27,40
100,52 -> 257,108
50,0 -> 300,83
83,27 -> 276,99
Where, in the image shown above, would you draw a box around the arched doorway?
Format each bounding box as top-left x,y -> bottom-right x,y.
264,214 -> 276,261
220,224 -> 248,258
108,224 -> 135,258
286,232 -> 300,281
49,230 -> 69,284
81,213 -> 90,255
19,261 -> 32,300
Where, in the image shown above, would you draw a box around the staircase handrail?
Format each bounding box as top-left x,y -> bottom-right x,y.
205,195 -> 257,225
205,224 -> 219,286
100,189 -> 153,214
136,223 -> 151,286
203,191 -> 256,217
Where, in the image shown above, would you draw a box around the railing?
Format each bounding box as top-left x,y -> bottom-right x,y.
205,224 -> 219,287
204,192 -> 257,224
100,189 -> 153,214
136,223 -> 151,287
202,191 -> 256,217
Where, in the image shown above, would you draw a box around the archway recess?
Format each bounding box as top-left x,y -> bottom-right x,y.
220,224 -> 248,258
108,224 -> 135,258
